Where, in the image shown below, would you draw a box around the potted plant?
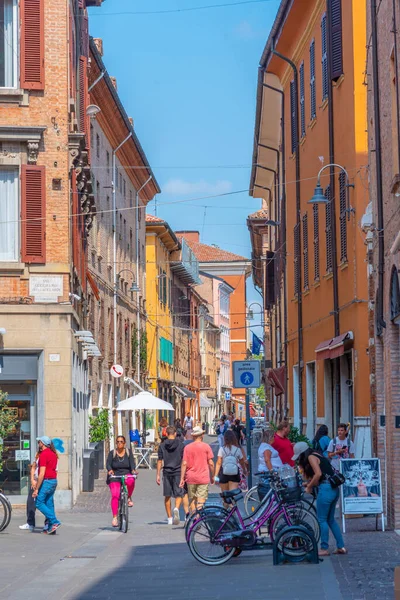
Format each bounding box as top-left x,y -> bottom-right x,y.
88,408 -> 112,471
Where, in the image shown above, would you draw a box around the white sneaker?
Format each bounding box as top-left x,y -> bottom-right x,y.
173,507 -> 180,525
167,517 -> 173,525
42,523 -> 49,532
19,524 -> 34,531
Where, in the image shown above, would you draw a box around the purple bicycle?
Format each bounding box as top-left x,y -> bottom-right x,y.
186,473 -> 319,566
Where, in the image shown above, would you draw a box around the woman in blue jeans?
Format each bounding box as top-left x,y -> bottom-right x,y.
32,436 -> 61,535
293,441 -> 347,557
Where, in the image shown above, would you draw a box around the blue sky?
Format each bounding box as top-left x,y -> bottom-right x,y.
88,0 -> 280,331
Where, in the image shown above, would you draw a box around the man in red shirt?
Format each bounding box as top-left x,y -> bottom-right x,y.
32,436 -> 61,534
272,421 -> 294,467
180,426 -> 215,511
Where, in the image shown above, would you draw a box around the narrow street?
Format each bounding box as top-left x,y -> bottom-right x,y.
1,458 -> 399,600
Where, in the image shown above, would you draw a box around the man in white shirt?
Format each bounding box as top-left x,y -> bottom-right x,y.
183,412 -> 194,440
327,423 -> 355,471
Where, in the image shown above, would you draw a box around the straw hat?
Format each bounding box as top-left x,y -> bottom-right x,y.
191,426 -> 204,437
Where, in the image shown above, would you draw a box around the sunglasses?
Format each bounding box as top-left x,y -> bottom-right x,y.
116,440 -> 125,444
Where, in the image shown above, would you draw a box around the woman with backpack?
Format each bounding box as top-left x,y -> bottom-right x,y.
106,435 -> 137,528
293,441 -> 347,557
214,430 -> 247,498
312,425 -> 331,458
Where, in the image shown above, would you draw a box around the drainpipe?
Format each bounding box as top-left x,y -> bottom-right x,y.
258,144 -> 280,221
271,45 -> 303,428
370,0 -> 386,332
326,0 -> 341,429
261,80 -> 288,416
136,175 -> 152,386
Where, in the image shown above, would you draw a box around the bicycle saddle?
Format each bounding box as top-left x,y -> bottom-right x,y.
220,489 -> 242,500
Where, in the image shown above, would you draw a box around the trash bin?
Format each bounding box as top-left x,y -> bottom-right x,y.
88,442 -> 100,479
82,449 -> 95,492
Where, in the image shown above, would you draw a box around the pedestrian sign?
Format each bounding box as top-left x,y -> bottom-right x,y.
232,360 -> 260,388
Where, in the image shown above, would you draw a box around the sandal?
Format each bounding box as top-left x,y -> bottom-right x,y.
128,500 -> 134,508
318,549 -> 330,556
112,517 -> 118,527
333,548 -> 348,555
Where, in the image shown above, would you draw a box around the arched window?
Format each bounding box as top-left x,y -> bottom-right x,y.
390,267 -> 400,322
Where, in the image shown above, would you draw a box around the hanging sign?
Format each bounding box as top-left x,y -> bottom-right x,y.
110,364 -> 124,378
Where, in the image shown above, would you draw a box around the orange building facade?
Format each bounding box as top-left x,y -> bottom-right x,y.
250,0 -> 370,450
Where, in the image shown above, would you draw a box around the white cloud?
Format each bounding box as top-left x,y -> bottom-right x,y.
234,20 -> 257,39
163,179 -> 233,196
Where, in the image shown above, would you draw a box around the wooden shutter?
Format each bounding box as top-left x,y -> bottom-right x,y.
339,171 -> 347,262
79,56 -> 88,135
313,203 -> 320,281
294,223 -> 300,296
310,40 -> 316,119
325,185 -> 333,273
300,62 -> 305,138
330,0 -> 343,80
321,13 -> 328,100
80,13 -> 89,58
71,169 -> 80,271
302,213 -> 309,290
69,13 -> 76,98
21,165 -> 46,264
20,0 -> 45,90
290,80 -> 297,154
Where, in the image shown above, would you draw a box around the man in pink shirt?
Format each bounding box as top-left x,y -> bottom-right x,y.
180,426 -> 215,511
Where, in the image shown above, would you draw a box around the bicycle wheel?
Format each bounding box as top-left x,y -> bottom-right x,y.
0,494 -> 10,532
118,492 -> 129,533
270,503 -> 320,542
187,513 -> 237,566
244,486 -> 260,516
185,505 -> 231,542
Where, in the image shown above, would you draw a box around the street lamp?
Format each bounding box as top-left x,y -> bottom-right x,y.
308,163 -> 354,220
247,301 -> 263,321
264,219 -> 280,227
116,268 -> 140,293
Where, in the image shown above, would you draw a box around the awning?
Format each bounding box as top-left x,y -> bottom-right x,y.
267,366 -> 286,396
315,331 -> 354,360
87,270 -> 100,301
200,395 -> 213,408
173,385 -> 196,399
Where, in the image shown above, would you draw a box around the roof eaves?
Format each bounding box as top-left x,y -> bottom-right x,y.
146,220 -> 180,249
89,37 -> 161,194
259,0 -> 293,69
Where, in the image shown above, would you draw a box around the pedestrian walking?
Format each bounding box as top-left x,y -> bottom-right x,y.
272,421 -> 294,466
216,417 -> 228,448
258,429 -> 283,472
293,441 -> 347,557
232,419 -> 245,445
32,436 -> 61,535
19,447 -> 49,532
180,425 -> 215,511
174,418 -> 185,440
156,426 -> 189,525
312,425 -> 331,458
106,435 -> 137,528
158,417 -> 169,443
214,430 -> 247,500
183,412 -> 194,440
327,423 -> 355,470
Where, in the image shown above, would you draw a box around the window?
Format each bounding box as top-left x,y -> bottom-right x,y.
130,189 -> 133,208
0,168 -> 18,260
294,223 -> 300,296
129,228 -> 133,261
339,171 -> 347,262
123,178 -> 126,199
290,80 -> 297,154
302,213 -> 309,290
96,133 -> 100,159
96,181 -> 100,200
138,201 -> 142,223
160,337 -> 173,365
0,0 -> 18,88
313,204 -> 320,281
325,185 -> 333,272
330,0 -> 343,81
391,51 -> 399,175
300,62 -> 305,138
310,40 -> 316,120
106,151 -> 110,174
321,13 -> 328,101
390,267 -> 400,321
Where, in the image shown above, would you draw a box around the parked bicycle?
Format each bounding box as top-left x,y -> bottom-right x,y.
186,471 -> 319,565
109,475 -> 133,533
0,490 -> 12,532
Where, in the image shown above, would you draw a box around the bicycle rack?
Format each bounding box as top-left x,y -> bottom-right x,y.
273,525 -> 319,565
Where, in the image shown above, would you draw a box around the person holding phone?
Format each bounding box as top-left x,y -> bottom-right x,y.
327,423 -> 355,471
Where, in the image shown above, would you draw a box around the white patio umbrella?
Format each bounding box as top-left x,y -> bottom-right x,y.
116,391 -> 174,412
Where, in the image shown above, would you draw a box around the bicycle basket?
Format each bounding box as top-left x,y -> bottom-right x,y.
277,485 -> 303,504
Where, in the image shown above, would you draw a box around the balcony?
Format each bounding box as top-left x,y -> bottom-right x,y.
200,375 -> 211,389
171,238 -> 200,285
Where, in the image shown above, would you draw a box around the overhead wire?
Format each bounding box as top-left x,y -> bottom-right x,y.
86,0 -> 277,17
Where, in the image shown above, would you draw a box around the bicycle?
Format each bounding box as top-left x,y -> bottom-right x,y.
0,490 -> 12,532
110,475 -> 132,533
186,473 -> 319,566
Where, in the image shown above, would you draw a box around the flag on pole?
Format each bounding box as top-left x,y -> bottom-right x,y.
252,332 -> 263,356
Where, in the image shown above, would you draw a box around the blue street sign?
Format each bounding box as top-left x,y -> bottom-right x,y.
232,360 -> 261,388
224,391 -> 231,400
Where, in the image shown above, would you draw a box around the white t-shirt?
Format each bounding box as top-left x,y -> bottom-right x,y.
327,437 -> 355,471
258,442 -> 283,472
184,417 -> 193,430
218,446 -> 242,462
